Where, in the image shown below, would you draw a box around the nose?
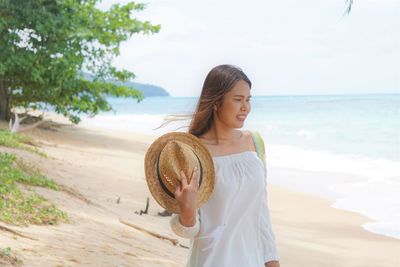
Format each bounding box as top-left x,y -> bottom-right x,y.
241,100 -> 250,112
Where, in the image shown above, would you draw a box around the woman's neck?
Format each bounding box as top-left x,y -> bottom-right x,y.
203,124 -> 242,145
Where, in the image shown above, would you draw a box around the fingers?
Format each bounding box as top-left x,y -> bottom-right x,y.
174,183 -> 181,196
180,170 -> 188,187
168,168 -> 199,196
190,166 -> 199,188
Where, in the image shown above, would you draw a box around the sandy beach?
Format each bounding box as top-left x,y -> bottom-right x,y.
0,117 -> 399,267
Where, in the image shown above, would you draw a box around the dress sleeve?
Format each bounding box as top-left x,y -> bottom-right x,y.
261,155 -> 280,263
169,210 -> 201,238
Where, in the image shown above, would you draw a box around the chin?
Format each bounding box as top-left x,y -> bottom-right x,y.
234,122 -> 245,128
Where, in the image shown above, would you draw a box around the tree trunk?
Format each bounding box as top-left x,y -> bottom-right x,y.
0,79 -> 11,122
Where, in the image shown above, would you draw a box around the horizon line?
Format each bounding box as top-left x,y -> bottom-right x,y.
164,92 -> 400,98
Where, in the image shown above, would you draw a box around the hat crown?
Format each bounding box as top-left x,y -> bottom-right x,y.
159,140 -> 200,193
144,132 -> 215,214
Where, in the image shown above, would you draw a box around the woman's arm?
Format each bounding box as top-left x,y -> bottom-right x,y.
260,195 -> 280,263
179,207 -> 197,226
261,157 -> 280,264
169,168 -> 201,238
170,211 -> 200,238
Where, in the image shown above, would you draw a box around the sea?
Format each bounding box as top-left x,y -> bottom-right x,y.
82,93 -> 400,240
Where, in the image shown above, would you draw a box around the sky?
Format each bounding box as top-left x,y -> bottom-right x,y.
99,0 -> 399,97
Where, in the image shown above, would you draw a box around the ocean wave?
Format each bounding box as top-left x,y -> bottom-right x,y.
267,143 -> 400,180
82,113 -> 190,134
266,142 -> 400,240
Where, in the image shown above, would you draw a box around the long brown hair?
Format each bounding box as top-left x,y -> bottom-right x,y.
189,64 -> 251,137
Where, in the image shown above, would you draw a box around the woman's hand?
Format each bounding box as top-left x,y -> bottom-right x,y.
174,167 -> 199,226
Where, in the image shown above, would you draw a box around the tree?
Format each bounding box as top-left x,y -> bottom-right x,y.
344,0 -> 353,15
0,0 -> 160,123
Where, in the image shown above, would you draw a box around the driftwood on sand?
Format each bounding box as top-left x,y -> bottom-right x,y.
134,197 -> 149,215
119,218 -> 188,249
0,224 -> 38,241
9,113 -> 46,133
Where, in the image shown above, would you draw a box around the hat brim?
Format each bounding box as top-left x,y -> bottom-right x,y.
144,132 -> 215,214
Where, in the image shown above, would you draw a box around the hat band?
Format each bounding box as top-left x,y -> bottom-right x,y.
156,153 -> 204,199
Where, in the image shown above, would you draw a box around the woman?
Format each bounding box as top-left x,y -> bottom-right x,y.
169,65 -> 280,267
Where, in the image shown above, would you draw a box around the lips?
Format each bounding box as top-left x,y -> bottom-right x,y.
236,114 -> 247,121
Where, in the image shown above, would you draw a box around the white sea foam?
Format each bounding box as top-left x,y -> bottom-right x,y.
296,129 -> 315,140
267,144 -> 400,180
267,143 -> 400,240
82,113 -> 189,135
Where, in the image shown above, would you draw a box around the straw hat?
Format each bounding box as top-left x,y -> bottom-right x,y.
144,132 -> 215,214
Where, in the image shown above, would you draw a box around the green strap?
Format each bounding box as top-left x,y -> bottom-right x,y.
251,131 -> 266,166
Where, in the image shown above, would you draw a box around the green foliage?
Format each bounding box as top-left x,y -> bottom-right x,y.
0,0 -> 160,122
115,81 -> 170,97
0,129 -> 31,148
0,153 -> 67,225
0,247 -> 23,266
0,129 -> 46,157
2,247 -> 11,257
344,0 -> 353,15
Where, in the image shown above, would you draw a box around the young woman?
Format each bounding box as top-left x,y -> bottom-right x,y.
169,65 -> 280,267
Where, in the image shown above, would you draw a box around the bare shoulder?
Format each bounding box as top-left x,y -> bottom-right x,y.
240,130 -> 253,141
241,130 -> 257,151
241,130 -> 252,138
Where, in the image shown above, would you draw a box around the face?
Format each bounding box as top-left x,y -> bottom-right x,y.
214,79 -> 251,129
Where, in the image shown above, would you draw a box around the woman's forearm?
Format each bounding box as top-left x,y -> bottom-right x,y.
179,208 -> 197,227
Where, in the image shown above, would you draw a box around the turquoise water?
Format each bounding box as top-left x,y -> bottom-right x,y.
101,94 -> 400,161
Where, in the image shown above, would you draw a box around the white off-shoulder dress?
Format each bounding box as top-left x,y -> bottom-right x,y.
170,150 -> 279,267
